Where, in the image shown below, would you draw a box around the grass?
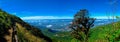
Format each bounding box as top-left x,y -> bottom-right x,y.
89,21 -> 120,42
16,23 -> 46,42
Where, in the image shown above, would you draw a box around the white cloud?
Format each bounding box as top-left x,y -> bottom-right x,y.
21,16 -> 119,20
21,16 -> 73,20
92,16 -> 117,19
46,25 -> 52,28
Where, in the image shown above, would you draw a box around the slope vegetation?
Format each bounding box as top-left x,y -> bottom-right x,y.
0,9 -> 52,42
89,21 -> 120,42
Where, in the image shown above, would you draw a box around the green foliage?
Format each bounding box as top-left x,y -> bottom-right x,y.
70,9 -> 95,42
0,9 -> 13,37
71,38 -> 79,42
116,16 -> 120,19
89,21 -> 120,42
116,16 -> 120,21
17,31 -> 28,42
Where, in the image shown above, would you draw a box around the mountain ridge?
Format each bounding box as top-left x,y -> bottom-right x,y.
0,9 -> 52,42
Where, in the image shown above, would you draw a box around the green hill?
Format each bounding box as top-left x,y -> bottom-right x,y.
42,21 -> 120,42
42,28 -> 73,42
89,21 -> 120,42
0,9 -> 52,42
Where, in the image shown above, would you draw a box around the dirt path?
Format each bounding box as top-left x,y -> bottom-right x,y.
4,25 -> 18,42
12,25 -> 18,42
4,28 -> 13,42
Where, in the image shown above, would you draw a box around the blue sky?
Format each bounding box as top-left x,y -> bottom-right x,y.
0,0 -> 120,19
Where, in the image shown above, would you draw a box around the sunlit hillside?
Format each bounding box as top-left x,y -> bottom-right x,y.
0,9 -> 52,42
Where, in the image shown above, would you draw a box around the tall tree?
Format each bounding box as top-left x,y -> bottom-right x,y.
69,9 -> 95,42
116,16 -> 120,21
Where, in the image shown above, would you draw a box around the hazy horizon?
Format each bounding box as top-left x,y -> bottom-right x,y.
0,0 -> 120,19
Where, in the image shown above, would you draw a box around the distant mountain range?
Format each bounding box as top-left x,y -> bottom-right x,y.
23,19 -> 117,31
